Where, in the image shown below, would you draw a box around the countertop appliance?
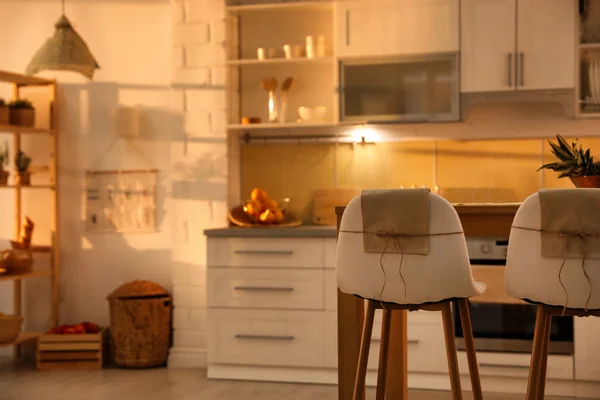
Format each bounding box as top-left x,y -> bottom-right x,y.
456,237 -> 574,355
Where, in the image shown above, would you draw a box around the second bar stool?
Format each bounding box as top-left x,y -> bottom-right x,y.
336,189 -> 485,400
506,189 -> 600,400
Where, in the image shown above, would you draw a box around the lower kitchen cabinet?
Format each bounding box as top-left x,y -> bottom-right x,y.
205,234 -> 600,397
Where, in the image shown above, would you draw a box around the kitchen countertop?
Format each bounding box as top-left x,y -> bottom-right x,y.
204,225 -> 337,238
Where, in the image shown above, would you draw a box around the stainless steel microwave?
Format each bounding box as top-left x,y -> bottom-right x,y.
339,53 -> 459,123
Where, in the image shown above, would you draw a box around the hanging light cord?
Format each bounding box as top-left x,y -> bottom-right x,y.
61,0 -> 65,15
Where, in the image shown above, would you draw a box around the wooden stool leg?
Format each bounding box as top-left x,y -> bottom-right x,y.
537,311 -> 553,400
526,305 -> 548,400
441,301 -> 463,400
375,309 -> 392,400
457,299 -> 483,400
353,300 -> 376,400
385,309 -> 408,399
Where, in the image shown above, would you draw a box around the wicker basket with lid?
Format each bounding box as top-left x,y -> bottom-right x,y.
107,280 -> 172,368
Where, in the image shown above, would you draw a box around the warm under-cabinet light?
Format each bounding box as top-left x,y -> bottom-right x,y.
351,125 -> 378,144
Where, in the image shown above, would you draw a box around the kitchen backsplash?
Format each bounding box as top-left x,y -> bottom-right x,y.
240,136 -> 600,222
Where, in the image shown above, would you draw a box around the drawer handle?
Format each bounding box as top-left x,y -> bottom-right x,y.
234,286 -> 294,292
373,338 -> 419,344
234,250 -> 294,256
479,363 -> 530,369
235,334 -> 295,341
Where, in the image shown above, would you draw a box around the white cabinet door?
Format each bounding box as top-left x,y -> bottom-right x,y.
516,0 -> 576,90
335,0 -> 459,58
460,0 -> 517,93
575,317 -> 600,381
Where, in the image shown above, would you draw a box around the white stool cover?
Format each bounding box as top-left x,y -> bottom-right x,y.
336,192 -> 484,305
506,191 -> 600,310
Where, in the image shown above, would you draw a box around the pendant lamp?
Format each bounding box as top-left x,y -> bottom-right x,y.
25,0 -> 99,79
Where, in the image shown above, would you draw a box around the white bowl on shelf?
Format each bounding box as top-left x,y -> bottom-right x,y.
298,106 -> 327,122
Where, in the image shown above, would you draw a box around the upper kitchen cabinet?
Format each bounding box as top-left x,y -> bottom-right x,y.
335,0 -> 459,58
461,0 -> 576,93
225,1 -> 336,128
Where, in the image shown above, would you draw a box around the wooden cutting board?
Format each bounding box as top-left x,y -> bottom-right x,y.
312,188 -> 361,225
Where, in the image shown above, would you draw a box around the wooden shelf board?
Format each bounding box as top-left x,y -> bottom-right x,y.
0,270 -> 53,282
0,125 -> 53,135
0,331 -> 41,348
228,121 -> 337,130
580,43 -> 600,50
227,56 -> 334,66
227,1 -> 332,13
0,184 -> 55,189
0,70 -> 54,86
30,245 -> 53,253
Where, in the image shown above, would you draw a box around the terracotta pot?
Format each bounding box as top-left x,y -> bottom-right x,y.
0,106 -> 8,125
0,169 -> 8,185
15,171 -> 30,186
9,108 -> 35,127
570,175 -> 600,188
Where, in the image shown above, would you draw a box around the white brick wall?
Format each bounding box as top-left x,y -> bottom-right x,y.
169,0 -> 227,369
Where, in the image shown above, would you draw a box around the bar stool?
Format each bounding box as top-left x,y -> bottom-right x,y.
505,189 -> 600,400
336,190 -> 485,400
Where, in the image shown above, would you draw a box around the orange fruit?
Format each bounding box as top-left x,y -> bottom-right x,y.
250,188 -> 268,202
259,209 -> 275,224
273,209 -> 284,223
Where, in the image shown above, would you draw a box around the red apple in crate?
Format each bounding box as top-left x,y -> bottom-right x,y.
82,321 -> 100,333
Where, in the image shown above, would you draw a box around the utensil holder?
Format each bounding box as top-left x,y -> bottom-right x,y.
268,91 -> 279,122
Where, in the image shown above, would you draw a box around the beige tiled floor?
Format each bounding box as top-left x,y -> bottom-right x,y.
0,360 -> 584,400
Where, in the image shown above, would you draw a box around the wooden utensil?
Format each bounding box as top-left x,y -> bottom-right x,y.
312,188 -> 361,225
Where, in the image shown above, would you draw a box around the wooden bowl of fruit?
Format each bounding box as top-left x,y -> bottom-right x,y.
0,313 -> 23,344
229,188 -> 302,228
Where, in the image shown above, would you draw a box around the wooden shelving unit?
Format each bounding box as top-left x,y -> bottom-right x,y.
0,69 -> 59,357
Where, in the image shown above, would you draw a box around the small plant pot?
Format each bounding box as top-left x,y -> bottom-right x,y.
571,175 -> 600,188
9,108 -> 35,127
15,171 -> 31,186
0,106 -> 8,125
0,169 -> 8,185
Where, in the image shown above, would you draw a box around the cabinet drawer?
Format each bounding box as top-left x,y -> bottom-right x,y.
325,309 -> 447,373
458,351 -> 573,380
208,309 -> 327,368
208,268 -> 325,310
207,238 -> 325,268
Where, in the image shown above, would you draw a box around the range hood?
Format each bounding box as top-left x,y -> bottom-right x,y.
460,89 -> 575,121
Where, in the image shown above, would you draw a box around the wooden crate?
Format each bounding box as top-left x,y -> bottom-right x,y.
36,329 -> 105,371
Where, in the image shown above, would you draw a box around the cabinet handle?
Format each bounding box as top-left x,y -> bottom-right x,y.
346,10 -> 350,46
479,362 -> 529,369
507,53 -> 513,87
234,250 -> 294,256
235,334 -> 295,341
373,338 -> 419,344
233,286 -> 294,292
519,52 -> 524,86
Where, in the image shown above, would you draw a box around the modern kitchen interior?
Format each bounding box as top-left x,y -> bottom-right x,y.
1,0 -> 600,399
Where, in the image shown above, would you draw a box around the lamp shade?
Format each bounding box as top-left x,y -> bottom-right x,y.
26,15 -> 100,79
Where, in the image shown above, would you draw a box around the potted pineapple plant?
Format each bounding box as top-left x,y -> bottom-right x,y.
0,98 -> 8,125
15,150 -> 32,186
0,142 -> 8,185
8,99 -> 35,127
538,134 -> 600,188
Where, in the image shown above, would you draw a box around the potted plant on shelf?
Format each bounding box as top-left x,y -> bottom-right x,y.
14,150 -> 32,186
538,134 -> 600,188
0,98 -> 8,125
0,142 -> 8,185
8,99 -> 35,127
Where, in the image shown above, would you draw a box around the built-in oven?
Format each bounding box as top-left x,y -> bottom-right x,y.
455,237 -> 574,355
